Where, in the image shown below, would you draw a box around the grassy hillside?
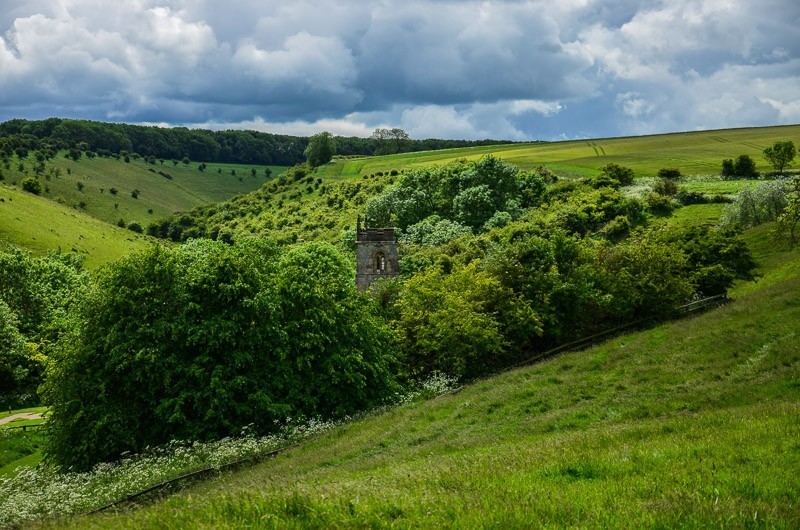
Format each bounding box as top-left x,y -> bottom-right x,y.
0,184 -> 151,268
0,154 -> 285,228
61,227 -> 800,528
320,124 -> 800,180
0,153 -> 286,265
155,125 -> 799,246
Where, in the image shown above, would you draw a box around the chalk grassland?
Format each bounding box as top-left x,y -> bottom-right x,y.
0,184 -> 151,268
60,228 -> 800,529
2,155 -> 286,227
319,124 -> 800,180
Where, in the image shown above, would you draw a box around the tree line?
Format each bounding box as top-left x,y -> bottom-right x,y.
0,118 -> 515,167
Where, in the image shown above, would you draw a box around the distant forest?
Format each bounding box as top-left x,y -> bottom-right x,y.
0,118 -> 516,166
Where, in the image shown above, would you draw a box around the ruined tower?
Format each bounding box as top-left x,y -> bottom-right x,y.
356,217 -> 399,290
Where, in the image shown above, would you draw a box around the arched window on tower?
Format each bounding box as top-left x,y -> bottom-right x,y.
374,251 -> 386,272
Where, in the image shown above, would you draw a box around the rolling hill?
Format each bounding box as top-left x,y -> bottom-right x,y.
0,153 -> 287,266
154,124 -> 800,246
63,222 -> 800,528
0,184 -> 151,269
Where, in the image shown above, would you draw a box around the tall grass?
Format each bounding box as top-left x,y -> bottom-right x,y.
0,375 -> 459,527
46,244 -> 800,529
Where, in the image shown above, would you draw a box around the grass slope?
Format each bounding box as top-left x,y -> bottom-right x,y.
67,232 -> 800,529
321,124 -> 800,180
162,125 -> 799,247
1,154 -> 286,228
0,184 -> 151,268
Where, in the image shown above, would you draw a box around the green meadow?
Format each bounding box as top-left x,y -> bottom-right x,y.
2,154 -> 285,227
55,221 -> 800,529
0,184 -> 151,268
0,154 -> 287,267
320,124 -> 800,180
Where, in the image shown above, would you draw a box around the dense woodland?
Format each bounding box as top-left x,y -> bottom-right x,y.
0,118 -> 513,166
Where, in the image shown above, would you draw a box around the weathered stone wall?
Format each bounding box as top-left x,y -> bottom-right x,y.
356,228 -> 399,290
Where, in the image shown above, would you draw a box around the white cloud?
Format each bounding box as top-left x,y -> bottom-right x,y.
0,0 -> 797,139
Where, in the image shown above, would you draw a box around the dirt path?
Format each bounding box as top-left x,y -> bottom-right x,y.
0,412 -> 43,426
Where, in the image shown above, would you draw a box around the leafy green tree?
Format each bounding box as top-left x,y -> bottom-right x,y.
763,141 -> 796,175
721,181 -> 788,229
653,225 -> 757,295
734,154 -> 758,179
600,163 -> 635,186
597,237 -> 694,318
453,185 -> 497,228
21,177 -> 41,195
371,128 -> 411,155
774,176 -> 800,247
652,178 -> 679,196
0,301 -> 28,398
396,263 -> 510,378
304,132 -> 336,167
274,242 -> 398,416
403,216 -> 472,246
0,249 -> 85,406
42,239 -> 397,470
720,158 -> 736,180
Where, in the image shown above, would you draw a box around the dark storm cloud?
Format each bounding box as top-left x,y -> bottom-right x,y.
0,1 -> 797,139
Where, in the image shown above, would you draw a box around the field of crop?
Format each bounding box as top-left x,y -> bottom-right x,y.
319,124 -> 800,180
53,223 -> 800,529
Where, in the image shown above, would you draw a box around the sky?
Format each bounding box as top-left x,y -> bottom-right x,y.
0,0 -> 798,141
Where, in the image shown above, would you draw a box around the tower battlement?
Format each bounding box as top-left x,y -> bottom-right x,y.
355,218 -> 399,290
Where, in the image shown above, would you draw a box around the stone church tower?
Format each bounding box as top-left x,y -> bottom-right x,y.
356,217 -> 399,290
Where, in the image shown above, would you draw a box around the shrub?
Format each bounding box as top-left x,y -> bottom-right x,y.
734,154 -> 758,179
21,177 -> 42,195
600,163 -> 635,186
721,181 -> 788,229
675,189 -> 707,205
645,193 -> 674,214
657,168 -> 682,180
652,178 -> 679,196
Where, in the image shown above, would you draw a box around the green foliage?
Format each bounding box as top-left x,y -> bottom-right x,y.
42,239 -> 398,470
774,176 -> 800,248
721,154 -> 759,179
551,187 -> 644,236
656,167 -> 681,180
20,177 -> 41,195
365,155 -> 544,235
402,216 -> 472,246
721,180 -> 788,229
652,225 -> 756,296
370,128 -> 411,155
733,154 -> 758,179
645,193 -> 674,214
652,178 -> 679,196
304,132 -> 336,168
763,140 -> 796,175
395,263 -> 537,379
0,249 -> 85,406
600,163 -> 635,186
